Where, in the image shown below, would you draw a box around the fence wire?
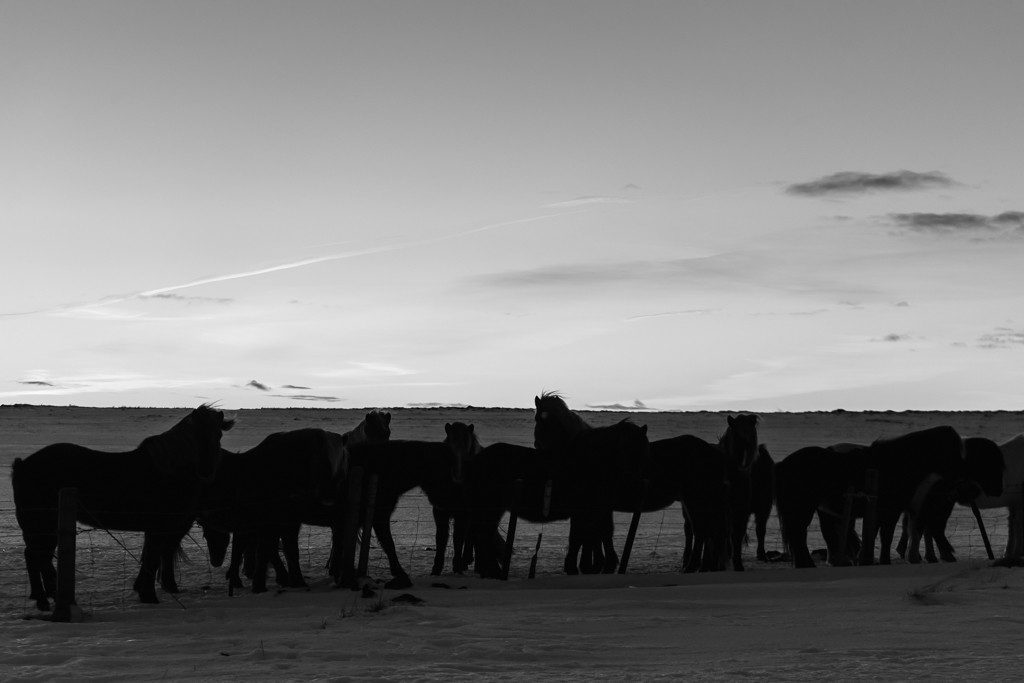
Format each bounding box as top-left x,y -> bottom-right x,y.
1,493 -> 1016,614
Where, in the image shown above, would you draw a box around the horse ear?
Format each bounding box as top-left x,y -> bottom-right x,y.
727,415 -> 735,427
535,395 -> 541,408
641,424 -> 648,436
384,412 -> 391,425
445,423 -> 452,436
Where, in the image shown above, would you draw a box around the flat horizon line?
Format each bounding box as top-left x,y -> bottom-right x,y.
2,403 -> 1022,415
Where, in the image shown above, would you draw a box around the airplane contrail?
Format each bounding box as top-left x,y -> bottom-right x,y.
1,208 -> 591,317
138,209 -> 589,298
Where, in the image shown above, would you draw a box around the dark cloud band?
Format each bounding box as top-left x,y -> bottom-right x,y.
890,211 -> 1024,232
787,170 -> 955,196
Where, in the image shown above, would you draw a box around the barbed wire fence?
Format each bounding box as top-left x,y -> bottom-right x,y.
1,493 -> 1015,614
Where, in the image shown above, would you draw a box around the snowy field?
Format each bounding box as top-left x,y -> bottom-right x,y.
2,405 -> 1023,679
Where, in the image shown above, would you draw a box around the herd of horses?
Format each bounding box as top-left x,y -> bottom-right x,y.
10,397 -> 1023,611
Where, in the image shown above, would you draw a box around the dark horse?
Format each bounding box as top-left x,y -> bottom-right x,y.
684,414 -> 760,572
201,411 -> 392,594
430,421 -> 484,576
894,437 -> 1006,564
467,394 -> 650,577
12,405 -> 235,608
532,392 -> 652,574
749,444 -> 776,562
334,427 -> 467,590
775,426 -> 1005,568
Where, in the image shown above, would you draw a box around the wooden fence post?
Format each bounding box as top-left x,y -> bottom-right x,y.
858,469 -> 879,566
53,487 -> 78,622
336,466 -> 364,588
501,479 -> 523,580
357,473 -> 379,578
970,503 -> 994,560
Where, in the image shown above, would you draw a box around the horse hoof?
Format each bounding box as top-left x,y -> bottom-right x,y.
35,598 -> 51,611
384,575 -> 413,590
138,593 -> 160,604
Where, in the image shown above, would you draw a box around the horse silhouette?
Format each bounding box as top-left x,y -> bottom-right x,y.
468,392 -> 650,577
775,426 -> 1005,568
894,436 -> 1009,563
201,411 -> 391,594
12,405 -> 234,608
335,428 -> 467,590
430,421 -> 483,576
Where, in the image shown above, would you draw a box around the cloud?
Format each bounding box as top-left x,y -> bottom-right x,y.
247,380 -> 271,391
18,380 -> 55,386
281,384 -> 311,390
877,333 -> 909,342
271,394 -> 342,402
586,399 -> 651,410
140,293 -> 234,304
889,211 -> 1024,234
627,309 -> 717,321
978,328 -> 1024,349
544,196 -> 634,208
786,170 -> 955,196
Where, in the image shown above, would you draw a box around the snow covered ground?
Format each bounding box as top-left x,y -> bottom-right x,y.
2,406 -> 1023,679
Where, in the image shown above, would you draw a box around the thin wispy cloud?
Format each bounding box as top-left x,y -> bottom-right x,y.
4,209 -> 591,319
18,380 -> 55,387
247,380 -> 271,391
271,394 -> 342,403
281,384 -> 311,390
544,196 -> 634,208
140,293 -> 234,304
889,211 -> 1024,233
627,309 -> 717,321
786,170 -> 956,196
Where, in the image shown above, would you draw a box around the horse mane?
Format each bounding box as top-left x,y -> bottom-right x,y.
536,391 -> 592,434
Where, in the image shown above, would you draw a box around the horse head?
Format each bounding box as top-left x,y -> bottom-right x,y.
444,421 -> 483,483
964,437 -> 1005,498
362,410 -> 392,443
534,391 -> 589,451
202,524 -> 231,568
723,414 -> 759,469
146,404 -> 235,484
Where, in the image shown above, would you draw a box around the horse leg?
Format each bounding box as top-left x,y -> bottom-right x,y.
877,514 -> 898,565
599,512 -> 618,574
681,504 -> 694,569
374,515 -> 413,589
23,536 -> 54,610
226,533 -> 246,590
451,512 -> 470,574
564,517 -> 583,575
134,535 -> 161,603
1006,504 -> 1023,559
755,509 -> 769,562
782,507 -> 816,568
280,525 -> 307,588
431,507 -> 449,576
157,531 -> 188,594
250,532 -> 275,594
896,512 -> 910,559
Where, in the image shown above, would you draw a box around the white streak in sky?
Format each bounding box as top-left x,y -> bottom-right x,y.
124,210 -> 590,299
10,209 -> 589,318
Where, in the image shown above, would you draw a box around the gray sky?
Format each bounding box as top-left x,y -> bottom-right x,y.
2,1 -> 1023,410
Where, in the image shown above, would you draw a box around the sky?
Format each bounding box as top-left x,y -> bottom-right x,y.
2,1 -> 1023,412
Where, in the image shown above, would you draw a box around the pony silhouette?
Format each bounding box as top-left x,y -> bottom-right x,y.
12,405 -> 234,608
775,426 -> 1005,568
430,421 -> 484,576
894,436 -> 1008,563
201,411 -> 391,594
334,426 -> 467,590
478,392 -> 651,576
